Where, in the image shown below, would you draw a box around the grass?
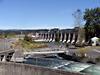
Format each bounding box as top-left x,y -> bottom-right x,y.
0,34 -> 16,38
12,39 -> 48,52
77,46 -> 100,54
6,34 -> 16,38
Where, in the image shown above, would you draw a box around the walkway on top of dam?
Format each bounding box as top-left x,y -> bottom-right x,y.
24,47 -> 68,55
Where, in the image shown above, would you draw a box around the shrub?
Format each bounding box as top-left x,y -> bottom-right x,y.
24,35 -> 33,43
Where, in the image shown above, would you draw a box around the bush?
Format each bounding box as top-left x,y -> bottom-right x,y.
99,38 -> 100,42
75,43 -> 85,47
24,35 -> 33,43
95,57 -> 100,62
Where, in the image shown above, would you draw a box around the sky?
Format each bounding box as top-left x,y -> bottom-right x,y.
0,0 -> 99,29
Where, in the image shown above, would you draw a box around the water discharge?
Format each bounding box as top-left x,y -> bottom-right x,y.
24,57 -> 100,75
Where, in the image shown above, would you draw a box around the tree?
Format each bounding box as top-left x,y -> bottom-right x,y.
78,28 -> 85,43
24,35 -> 33,42
72,9 -> 85,44
84,7 -> 100,41
72,9 -> 83,27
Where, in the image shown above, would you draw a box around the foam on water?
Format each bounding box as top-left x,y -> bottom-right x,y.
24,57 -> 100,75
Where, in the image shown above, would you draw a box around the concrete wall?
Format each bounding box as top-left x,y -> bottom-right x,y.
0,62 -> 88,75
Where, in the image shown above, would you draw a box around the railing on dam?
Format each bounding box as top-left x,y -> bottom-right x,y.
0,62 -> 86,75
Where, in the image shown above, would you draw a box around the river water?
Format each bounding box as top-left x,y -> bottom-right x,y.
23,57 -> 100,75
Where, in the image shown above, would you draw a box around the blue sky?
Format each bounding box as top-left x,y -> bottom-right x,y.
0,0 -> 99,29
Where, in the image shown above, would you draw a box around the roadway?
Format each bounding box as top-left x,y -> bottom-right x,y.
0,38 -> 17,51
